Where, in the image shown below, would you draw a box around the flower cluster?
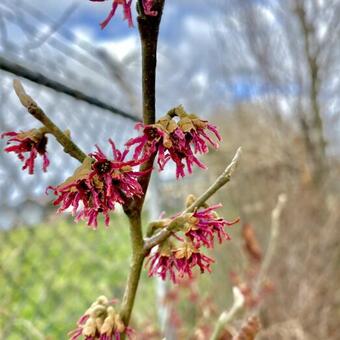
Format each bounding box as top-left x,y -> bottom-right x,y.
1,128 -> 49,174
49,140 -> 145,228
126,106 -> 221,178
184,204 -> 239,248
146,203 -> 238,283
146,241 -> 214,284
90,0 -> 157,29
69,296 -> 133,340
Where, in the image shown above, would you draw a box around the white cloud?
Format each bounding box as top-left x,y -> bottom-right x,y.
98,35 -> 139,61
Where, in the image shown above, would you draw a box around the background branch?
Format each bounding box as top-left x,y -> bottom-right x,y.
210,287 -> 245,340
255,193 -> 287,293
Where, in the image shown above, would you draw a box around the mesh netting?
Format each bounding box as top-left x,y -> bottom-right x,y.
0,2 -> 155,338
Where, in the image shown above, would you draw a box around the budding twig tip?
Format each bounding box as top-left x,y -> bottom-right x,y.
232,286 -> 245,310
223,146 -> 242,179
13,79 -> 35,109
233,146 -> 242,164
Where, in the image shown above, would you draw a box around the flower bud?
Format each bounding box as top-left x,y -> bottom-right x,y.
83,317 -> 96,337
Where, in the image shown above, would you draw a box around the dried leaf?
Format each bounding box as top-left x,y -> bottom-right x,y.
58,156 -> 93,189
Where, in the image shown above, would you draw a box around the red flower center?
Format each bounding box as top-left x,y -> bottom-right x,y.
94,160 -> 111,174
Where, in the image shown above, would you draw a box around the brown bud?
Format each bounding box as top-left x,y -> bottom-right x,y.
183,215 -> 199,232
178,116 -> 195,132
185,194 -> 197,208
64,129 -> 71,139
158,116 -> 178,132
192,117 -> 208,129
174,242 -> 195,259
242,224 -> 262,263
163,134 -> 173,148
95,317 -> 104,332
217,329 -> 233,340
174,105 -> 187,118
158,116 -> 170,127
83,317 -> 97,337
166,119 -> 178,133
101,318 -> 115,335
234,315 -> 261,340
90,305 -> 107,318
114,314 -> 125,333
159,240 -> 173,257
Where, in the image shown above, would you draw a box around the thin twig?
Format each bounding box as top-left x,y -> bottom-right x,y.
254,193 -> 287,293
13,79 -> 87,163
210,287 -> 245,340
144,147 -> 242,251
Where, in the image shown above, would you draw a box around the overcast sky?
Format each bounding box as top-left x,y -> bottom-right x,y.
17,0 -> 256,111
0,0 -> 282,114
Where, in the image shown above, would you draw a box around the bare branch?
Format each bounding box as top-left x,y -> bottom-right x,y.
144,147 -> 242,251
13,79 -> 87,163
255,193 -> 287,293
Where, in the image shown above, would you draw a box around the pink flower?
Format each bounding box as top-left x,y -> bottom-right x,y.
174,244 -> 214,279
146,242 -> 214,283
181,117 -> 221,154
158,127 -> 206,178
146,250 -> 178,283
184,204 -> 239,248
49,140 -> 145,228
1,128 -> 49,174
126,123 -> 206,178
90,0 -> 133,29
142,0 -> 157,16
126,110 -> 221,178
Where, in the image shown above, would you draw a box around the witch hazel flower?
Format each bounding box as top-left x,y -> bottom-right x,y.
142,0 -> 157,16
69,296 -> 134,340
90,0 -> 133,29
175,105 -> 221,153
49,140 -> 145,228
90,0 -> 158,29
146,241 -> 214,283
174,242 -> 214,279
180,115 -> 221,153
126,106 -> 221,178
1,127 -> 49,174
183,204 -> 239,248
146,241 -> 178,283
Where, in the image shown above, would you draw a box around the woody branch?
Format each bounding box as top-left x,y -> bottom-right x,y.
12,79 -> 87,163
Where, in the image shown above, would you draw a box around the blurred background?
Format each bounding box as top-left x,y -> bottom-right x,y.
0,0 -> 339,339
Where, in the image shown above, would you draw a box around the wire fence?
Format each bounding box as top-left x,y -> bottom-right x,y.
0,2 -> 156,338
